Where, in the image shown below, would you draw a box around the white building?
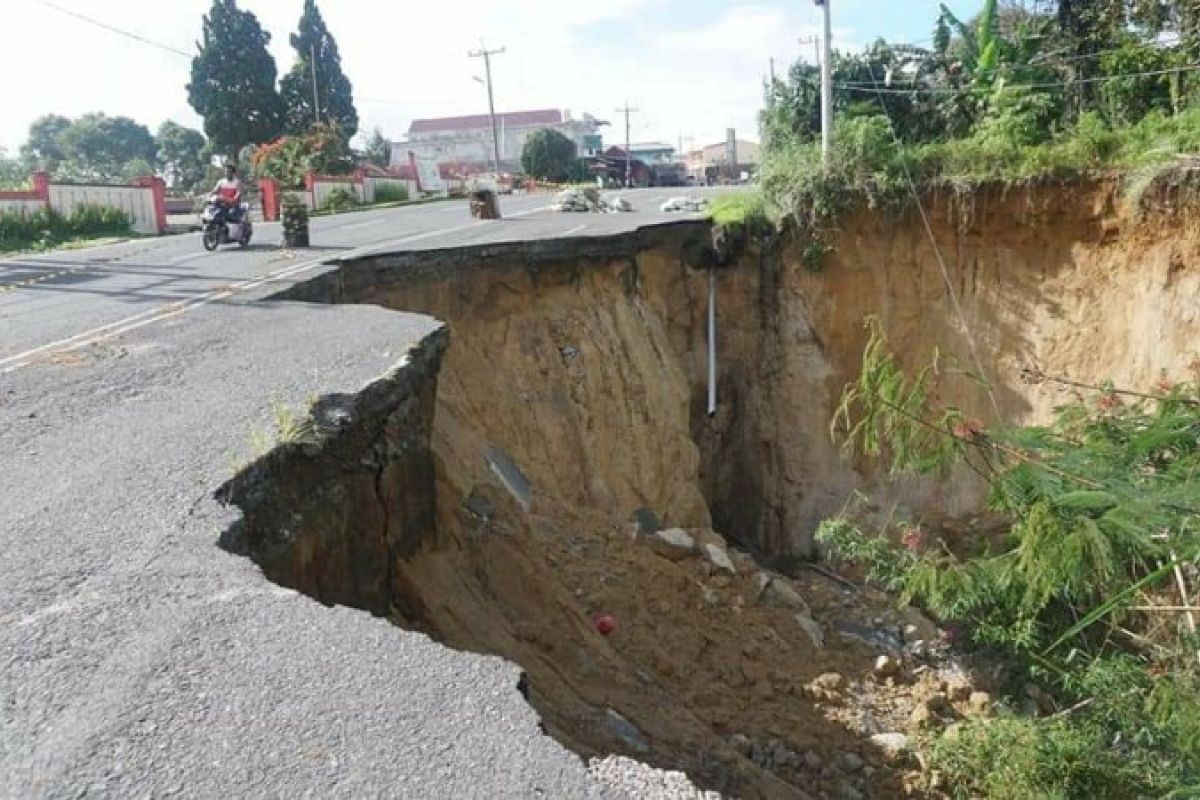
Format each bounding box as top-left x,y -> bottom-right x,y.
392,109 -> 606,173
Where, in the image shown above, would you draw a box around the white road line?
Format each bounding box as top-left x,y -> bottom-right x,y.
335,218 -> 386,231
508,205 -> 554,217
0,220 -> 506,373
0,255 -> 332,373
562,224 -> 588,236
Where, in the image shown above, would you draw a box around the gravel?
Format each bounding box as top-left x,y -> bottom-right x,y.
588,756 -> 723,799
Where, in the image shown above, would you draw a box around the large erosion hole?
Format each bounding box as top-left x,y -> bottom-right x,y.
217,184 -> 1200,798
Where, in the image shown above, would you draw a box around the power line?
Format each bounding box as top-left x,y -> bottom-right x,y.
836,63 -> 1200,94
34,0 -> 191,59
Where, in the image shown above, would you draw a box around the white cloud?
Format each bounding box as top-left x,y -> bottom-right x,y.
1,1 -> 858,158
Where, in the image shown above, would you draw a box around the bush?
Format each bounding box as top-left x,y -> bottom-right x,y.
371,182 -> 409,204
708,191 -> 770,235
0,204 -> 131,252
318,187 -> 357,213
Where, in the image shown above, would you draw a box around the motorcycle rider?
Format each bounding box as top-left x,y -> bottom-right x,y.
212,164 -> 244,224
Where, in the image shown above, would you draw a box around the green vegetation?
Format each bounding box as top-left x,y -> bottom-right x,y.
707,191 -> 770,235
0,205 -> 132,252
820,320 -> 1200,798
188,0 -> 285,160
250,121 -> 354,189
280,0 -> 358,140
318,186 -> 357,213
757,1 -> 1200,263
371,182 -> 409,204
521,128 -> 578,182
363,128 -> 392,169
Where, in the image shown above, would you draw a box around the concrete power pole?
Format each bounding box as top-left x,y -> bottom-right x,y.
615,102 -> 639,188
469,41 -> 506,174
816,0 -> 833,164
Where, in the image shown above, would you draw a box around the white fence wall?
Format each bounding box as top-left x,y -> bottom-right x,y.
0,199 -> 45,215
49,184 -> 158,235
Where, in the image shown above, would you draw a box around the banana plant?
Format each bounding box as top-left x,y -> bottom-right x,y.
938,0 -> 1000,84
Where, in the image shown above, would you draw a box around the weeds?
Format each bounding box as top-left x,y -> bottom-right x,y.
0,204 -> 131,252
819,319 -> 1200,797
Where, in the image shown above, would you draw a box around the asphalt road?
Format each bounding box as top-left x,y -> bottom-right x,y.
0,188 -> 720,371
0,187 -> 723,798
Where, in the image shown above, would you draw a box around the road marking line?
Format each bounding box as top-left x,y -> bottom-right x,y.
508,205 -> 554,217
0,256 -> 329,373
336,218 -> 386,231
0,221 -> 491,373
562,224 -> 588,236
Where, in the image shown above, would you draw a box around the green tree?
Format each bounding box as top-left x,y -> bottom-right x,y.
521,128 -> 577,181
156,121 -> 209,189
0,148 -> 25,188
187,0 -> 284,161
57,113 -> 157,182
280,0 -> 358,140
20,114 -> 72,171
363,128 -> 391,168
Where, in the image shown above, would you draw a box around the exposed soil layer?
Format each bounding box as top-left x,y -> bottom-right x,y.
222,181 -> 1200,797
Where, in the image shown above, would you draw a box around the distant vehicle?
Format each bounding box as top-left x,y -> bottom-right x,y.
653,164 -> 687,187
200,195 -> 252,251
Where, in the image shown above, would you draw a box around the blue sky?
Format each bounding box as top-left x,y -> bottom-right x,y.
2,1 -> 988,155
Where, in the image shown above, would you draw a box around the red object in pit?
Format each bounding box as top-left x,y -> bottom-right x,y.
592,614 -> 617,636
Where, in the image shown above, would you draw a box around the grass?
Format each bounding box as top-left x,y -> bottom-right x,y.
371,182 -> 409,204
0,205 -> 132,253
708,191 -> 770,233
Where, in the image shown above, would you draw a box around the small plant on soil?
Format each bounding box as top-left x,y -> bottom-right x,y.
819,318 -> 1200,797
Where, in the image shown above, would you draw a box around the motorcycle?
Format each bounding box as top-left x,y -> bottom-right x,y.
200,195 -> 253,251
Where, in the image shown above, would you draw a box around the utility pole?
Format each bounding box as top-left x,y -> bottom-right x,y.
615,102 -> 638,188
798,35 -> 819,67
816,0 -> 833,165
310,43 -> 321,124
469,40 -> 505,174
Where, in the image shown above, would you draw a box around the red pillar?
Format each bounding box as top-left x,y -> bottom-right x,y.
31,171 -> 50,202
131,175 -> 168,234
260,178 -> 280,221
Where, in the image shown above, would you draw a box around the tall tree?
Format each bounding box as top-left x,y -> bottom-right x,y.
57,113 -> 157,182
157,121 -> 209,189
363,128 -> 392,167
0,148 -> 25,188
280,0 -> 358,140
187,0 -> 284,161
20,114 -> 72,172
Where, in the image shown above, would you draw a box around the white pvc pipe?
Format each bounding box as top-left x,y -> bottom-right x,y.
707,264 -> 717,416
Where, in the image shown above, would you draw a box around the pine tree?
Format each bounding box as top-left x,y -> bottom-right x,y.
187,0 -> 284,161
280,0 -> 358,141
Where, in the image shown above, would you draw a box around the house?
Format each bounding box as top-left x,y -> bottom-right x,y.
392,109 -> 606,173
627,142 -> 676,166
582,147 -> 653,187
685,138 -> 760,182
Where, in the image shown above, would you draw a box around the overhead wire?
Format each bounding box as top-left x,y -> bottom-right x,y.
836,63 -> 1200,94
859,61 -> 1003,421
34,0 -> 192,59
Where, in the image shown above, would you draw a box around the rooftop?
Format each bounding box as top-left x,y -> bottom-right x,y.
408,109 -> 563,135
